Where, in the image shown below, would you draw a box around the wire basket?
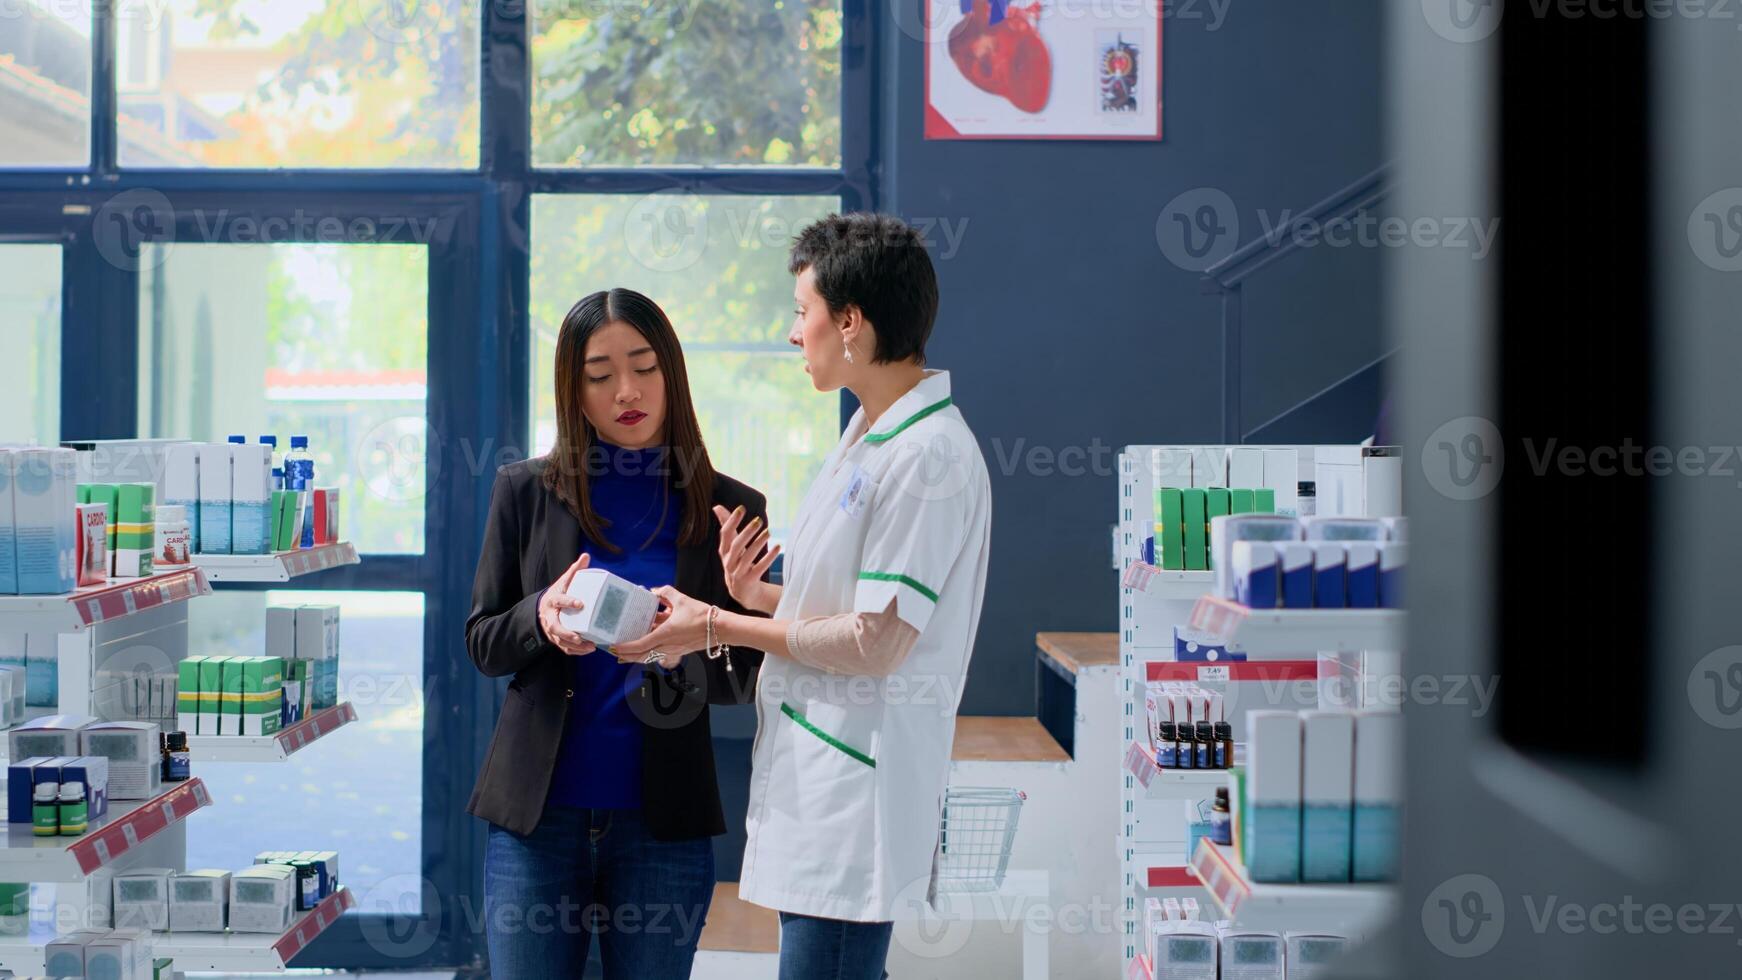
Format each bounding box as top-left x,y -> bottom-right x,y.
935,787 -> 1026,893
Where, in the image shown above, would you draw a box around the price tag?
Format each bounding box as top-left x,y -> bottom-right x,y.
161,802 -> 177,825
84,599 -> 103,623
1122,561 -> 1159,593
1198,665 -> 1230,684
122,589 -> 138,614
193,782 -> 211,806
121,823 -> 139,847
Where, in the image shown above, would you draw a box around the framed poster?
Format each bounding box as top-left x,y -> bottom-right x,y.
924,0 -> 1162,141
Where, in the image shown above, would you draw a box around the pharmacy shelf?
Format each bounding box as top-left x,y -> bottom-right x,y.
151,886 -> 355,972
185,703 -> 357,763
192,542 -> 359,583
0,886 -> 354,974
1190,839 -> 1395,935
0,778 -> 210,882
1121,563 -> 1214,600
1187,596 -> 1405,656
1123,741 -> 1231,800
0,566 -> 212,634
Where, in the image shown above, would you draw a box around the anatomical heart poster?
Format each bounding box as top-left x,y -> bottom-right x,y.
925,0 -> 1162,140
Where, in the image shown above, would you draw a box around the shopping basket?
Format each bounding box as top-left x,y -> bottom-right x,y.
934,787 -> 1027,893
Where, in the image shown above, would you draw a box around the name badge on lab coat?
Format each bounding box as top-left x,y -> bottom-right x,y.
839,466 -> 872,518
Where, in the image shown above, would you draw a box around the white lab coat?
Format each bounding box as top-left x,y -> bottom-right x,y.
738,370 -> 993,922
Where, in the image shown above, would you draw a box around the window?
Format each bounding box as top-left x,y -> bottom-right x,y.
531,0 -> 842,167
137,242 -> 430,553
0,244 -> 61,444
183,590 -> 425,913
0,2 -> 90,166
531,193 -> 840,537
115,0 -> 480,168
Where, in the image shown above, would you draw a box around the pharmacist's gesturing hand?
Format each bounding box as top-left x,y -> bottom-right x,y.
714,505 -> 781,614
538,554 -> 597,656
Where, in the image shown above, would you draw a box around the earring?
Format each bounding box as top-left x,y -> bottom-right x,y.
843,340 -> 855,364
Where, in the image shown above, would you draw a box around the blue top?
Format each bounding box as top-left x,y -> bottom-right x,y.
546,442 -> 679,811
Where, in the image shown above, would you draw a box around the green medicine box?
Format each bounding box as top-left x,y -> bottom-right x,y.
1155,488 -> 1184,570
114,483 -> 156,578
240,657 -> 284,736
1182,488 -> 1208,571
1254,488 -> 1276,513
1230,488 -> 1255,516
200,656 -> 230,736
1205,489 -> 1231,569
220,657 -> 247,735
178,656 -> 205,734
85,484 -> 119,551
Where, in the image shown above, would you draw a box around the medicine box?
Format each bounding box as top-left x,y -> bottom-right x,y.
1262,448 -> 1299,516
1311,543 -> 1346,609
77,502 -> 108,586
221,657 -> 246,734
1155,488 -> 1184,570
7,757 -> 52,823
1229,448 -> 1266,491
1378,542 -> 1406,609
1181,489 -> 1208,571
170,870 -> 232,932
1299,711 -> 1354,883
10,714 -> 97,760
198,443 -> 233,555
86,927 -> 150,980
1352,709 -> 1402,881
232,443 -> 272,556
1277,542 -> 1314,609
1284,933 -> 1348,980
81,721 -> 160,800
1231,541 -> 1279,609
1245,711 -> 1302,883
199,656 -> 228,735
114,868 -> 173,931
178,656 -> 205,734
1210,514 -> 1301,602
112,483 -> 155,579
229,865 -> 297,933
60,755 -> 110,819
558,570 -> 661,647
12,448 -> 78,595
1218,928 -> 1285,980
164,442 -> 201,555
0,450 -> 16,594
241,657 -> 284,735
1343,543 -> 1379,608
44,928 -> 109,977
85,482 -> 119,555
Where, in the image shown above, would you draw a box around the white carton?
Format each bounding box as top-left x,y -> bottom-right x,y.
164,442 -> 202,555
1299,711 -> 1354,883
114,867 -> 174,931
557,569 -> 661,647
231,443 -> 272,555
1262,448 -> 1300,516
198,442 -> 233,555
12,448 -> 77,594
229,865 -> 296,933
171,870 -> 232,932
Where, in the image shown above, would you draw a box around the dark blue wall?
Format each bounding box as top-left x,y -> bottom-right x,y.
881,1 -> 1387,715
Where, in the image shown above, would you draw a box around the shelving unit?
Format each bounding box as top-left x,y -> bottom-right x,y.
185,702 -> 357,763
1190,840 -> 1395,935
0,779 -> 210,882
0,567 -> 211,634
192,542 -> 359,583
0,886 -> 354,973
1114,445 -> 1406,971
0,528 -> 366,972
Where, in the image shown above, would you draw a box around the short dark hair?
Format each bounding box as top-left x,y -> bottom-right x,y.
788,213 -> 940,365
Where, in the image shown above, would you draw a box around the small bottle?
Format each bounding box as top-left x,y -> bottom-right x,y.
57,783 -> 87,836
1157,722 -> 1176,769
227,434 -> 247,445
1215,721 -> 1234,769
156,504 -> 191,566
290,860 -> 320,911
1195,722 -> 1214,769
286,436 -> 317,548
32,782 -> 59,837
1177,724 -> 1195,770
1297,481 -> 1317,517
162,731 -> 191,782
1210,787 -> 1232,845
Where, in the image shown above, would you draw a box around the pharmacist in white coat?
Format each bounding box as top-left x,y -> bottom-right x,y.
615,213 -> 991,980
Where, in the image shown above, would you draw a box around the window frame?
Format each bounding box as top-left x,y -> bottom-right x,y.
0,0 -> 875,968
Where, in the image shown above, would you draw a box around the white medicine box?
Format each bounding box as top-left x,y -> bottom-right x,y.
114,868 -> 174,931
170,870 -> 232,932
558,569 -> 661,647
229,865 -> 297,933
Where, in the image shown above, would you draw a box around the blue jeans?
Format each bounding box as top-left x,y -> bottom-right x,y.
778,911 -> 893,980
484,807 -> 714,980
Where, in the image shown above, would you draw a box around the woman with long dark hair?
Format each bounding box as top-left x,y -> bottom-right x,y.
464,287 -> 766,978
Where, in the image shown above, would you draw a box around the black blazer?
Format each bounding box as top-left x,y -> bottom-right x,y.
465,457 -> 767,840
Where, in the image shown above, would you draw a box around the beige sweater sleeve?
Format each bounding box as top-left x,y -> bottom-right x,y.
783,598 -> 921,677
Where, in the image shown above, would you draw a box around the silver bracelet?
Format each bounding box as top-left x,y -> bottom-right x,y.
706,605 -> 733,672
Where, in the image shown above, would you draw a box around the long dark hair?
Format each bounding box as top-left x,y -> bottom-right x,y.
541,288 -> 716,552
